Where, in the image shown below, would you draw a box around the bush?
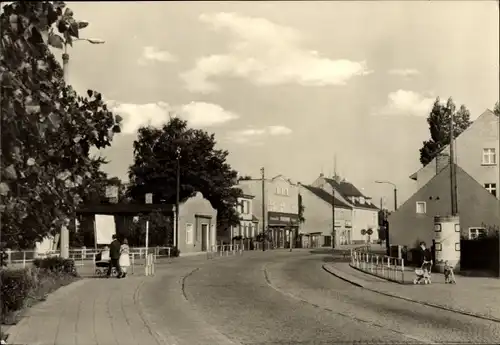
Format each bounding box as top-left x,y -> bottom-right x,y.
1,266 -> 78,325
33,257 -> 77,275
0,268 -> 35,321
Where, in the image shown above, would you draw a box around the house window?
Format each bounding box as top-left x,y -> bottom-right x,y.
416,201 -> 426,214
468,227 -> 486,240
186,223 -> 193,244
268,201 -> 275,211
485,183 -> 497,197
284,188 -> 289,196
482,148 -> 496,165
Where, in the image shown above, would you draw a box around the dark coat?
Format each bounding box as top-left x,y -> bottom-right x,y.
109,239 -> 121,260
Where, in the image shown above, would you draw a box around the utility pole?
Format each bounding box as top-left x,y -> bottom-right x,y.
175,147 -> 181,249
449,103 -> 458,216
393,187 -> 398,211
332,155 -> 337,249
261,167 -> 266,251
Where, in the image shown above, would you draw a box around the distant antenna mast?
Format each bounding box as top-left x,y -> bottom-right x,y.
334,154 -> 338,180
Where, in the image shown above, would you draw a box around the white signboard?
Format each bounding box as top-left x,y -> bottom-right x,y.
145,193 -> 153,204
95,215 -> 116,244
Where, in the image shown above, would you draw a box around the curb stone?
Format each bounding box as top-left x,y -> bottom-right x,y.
322,263 -> 500,324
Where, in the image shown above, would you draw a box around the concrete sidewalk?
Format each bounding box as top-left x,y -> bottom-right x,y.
5,253 -> 221,345
6,276 -> 164,345
324,262 -> 500,323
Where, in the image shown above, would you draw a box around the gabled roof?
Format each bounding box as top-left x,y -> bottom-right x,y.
324,178 -> 364,197
392,162 -> 500,220
409,108 -> 494,180
301,185 -> 352,209
323,178 -> 378,210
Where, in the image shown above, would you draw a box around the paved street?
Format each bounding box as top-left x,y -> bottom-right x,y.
142,250 -> 500,344
6,250 -> 500,344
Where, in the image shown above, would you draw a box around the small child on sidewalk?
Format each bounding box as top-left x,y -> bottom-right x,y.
444,261 -> 456,284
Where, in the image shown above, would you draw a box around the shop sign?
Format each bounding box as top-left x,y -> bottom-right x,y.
268,212 -> 299,226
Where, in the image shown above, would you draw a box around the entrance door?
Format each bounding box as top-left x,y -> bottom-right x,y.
201,223 -> 209,251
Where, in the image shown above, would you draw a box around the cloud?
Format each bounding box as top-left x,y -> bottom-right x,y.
107,101 -> 239,134
373,90 -> 436,117
181,12 -> 372,93
138,46 -> 177,65
227,125 -> 292,145
388,69 -> 420,77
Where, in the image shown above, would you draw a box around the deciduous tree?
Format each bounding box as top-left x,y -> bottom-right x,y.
419,97 -> 471,166
0,1 -> 121,248
128,118 -> 242,233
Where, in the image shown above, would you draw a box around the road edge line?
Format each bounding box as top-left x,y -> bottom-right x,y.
322,263 -> 500,324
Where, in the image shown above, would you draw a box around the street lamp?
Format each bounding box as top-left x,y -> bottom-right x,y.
374,180 -> 398,211
175,147 -> 181,250
49,21 -> 105,258
375,180 -> 397,256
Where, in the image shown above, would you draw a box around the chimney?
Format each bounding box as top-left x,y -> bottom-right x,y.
436,153 -> 450,174
319,173 -> 324,178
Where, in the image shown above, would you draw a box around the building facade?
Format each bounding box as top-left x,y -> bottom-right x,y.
298,184 -> 353,248
389,164 -> 500,248
409,109 -> 499,199
230,194 -> 259,239
238,175 -> 300,248
311,174 -> 379,243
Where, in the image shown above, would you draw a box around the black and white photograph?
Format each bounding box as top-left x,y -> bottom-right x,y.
0,1 -> 499,344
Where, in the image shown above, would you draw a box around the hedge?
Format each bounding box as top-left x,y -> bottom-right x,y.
1,257 -> 79,325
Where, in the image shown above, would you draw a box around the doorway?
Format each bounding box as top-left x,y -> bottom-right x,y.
201,223 -> 209,251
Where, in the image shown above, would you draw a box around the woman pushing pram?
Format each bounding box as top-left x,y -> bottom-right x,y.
413,241 -> 433,285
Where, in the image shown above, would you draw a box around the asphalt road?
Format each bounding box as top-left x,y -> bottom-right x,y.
140,250 -> 500,344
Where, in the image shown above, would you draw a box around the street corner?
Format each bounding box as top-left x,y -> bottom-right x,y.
322,263 -> 366,288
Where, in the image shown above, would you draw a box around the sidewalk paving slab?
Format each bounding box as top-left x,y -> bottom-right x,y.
323,262 -> 500,323
6,276 -> 163,345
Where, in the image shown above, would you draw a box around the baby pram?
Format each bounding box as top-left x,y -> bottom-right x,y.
413,260 -> 432,284
94,249 -> 118,277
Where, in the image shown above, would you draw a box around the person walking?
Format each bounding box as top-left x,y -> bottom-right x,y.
119,238 -> 131,278
107,234 -> 122,278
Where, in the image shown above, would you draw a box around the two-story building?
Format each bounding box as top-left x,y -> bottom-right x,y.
229,194 -> 259,239
389,109 -> 500,248
298,184 -> 353,248
238,175 -> 300,248
409,109 -> 499,197
311,174 -> 379,244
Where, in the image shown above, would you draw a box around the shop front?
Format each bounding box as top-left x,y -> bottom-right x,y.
267,211 -> 299,248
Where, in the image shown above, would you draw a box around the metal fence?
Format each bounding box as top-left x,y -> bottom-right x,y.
350,247 -> 405,283
207,244 -> 243,259
4,246 -> 173,269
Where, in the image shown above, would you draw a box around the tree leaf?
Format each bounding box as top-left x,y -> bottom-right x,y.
112,125 -> 121,134
77,20 -> 89,29
0,183 -> 11,196
48,33 -> 64,49
57,19 -> 68,33
87,89 -> 93,97
69,20 -> 79,38
64,8 -> 74,17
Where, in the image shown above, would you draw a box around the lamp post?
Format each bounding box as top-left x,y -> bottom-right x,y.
375,180 -> 397,256
261,167 -> 266,251
57,34 -> 104,259
175,147 -> 181,250
375,181 -> 397,212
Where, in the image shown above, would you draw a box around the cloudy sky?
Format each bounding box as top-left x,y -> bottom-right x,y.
64,1 -> 498,209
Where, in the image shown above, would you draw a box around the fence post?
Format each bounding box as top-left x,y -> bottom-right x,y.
401,258 -> 405,283
23,251 -> 26,268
